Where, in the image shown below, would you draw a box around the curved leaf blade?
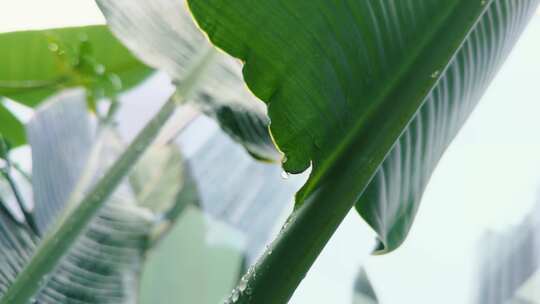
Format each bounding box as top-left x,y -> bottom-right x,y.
187,0 -> 539,302
95,0 -> 280,162
353,268 -> 378,304
188,0 -> 539,251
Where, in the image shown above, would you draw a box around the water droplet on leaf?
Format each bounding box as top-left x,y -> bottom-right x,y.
231,289 -> 240,302
238,279 -> 248,292
48,43 -> 59,52
95,64 -> 106,75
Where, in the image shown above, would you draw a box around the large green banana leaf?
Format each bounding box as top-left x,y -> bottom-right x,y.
189,0 -> 539,252
95,0 -> 281,162
186,0 -> 539,302
0,25 -> 153,147
0,91 -> 192,303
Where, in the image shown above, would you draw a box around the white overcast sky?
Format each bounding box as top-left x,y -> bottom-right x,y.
1,2 -> 540,304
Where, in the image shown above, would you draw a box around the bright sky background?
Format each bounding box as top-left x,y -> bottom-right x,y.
2,2 -> 540,304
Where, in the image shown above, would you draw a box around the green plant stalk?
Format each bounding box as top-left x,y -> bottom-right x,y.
226,1 -> 494,303
0,47 -> 217,304
0,137 -> 38,233
0,170 -> 38,234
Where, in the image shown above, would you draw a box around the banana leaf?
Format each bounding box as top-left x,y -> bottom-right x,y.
477,202 -> 540,304
0,25 -> 153,147
186,0 -> 540,302
353,268 -> 378,304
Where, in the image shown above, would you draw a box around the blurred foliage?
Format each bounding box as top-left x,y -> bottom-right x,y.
140,207 -> 243,304
0,25 -> 153,147
353,269 -> 378,304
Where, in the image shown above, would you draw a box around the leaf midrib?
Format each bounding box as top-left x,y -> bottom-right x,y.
296,0 -> 494,204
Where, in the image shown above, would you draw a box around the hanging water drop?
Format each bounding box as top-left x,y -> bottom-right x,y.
109,73 -> 123,90
281,171 -> 289,180
238,278 -> 248,292
247,265 -> 257,279
264,244 -> 273,256
79,33 -> 88,42
95,64 -> 106,75
38,274 -> 49,286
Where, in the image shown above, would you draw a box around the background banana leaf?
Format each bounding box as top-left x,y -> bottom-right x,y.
187,0 -> 540,302
0,90 -> 206,303
353,268 -> 378,304
176,115 -> 306,262
1,92 -> 153,303
0,25 -> 153,147
0,99 -> 25,147
476,199 -> 540,303
1,83 -> 306,303
95,0 -> 281,162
